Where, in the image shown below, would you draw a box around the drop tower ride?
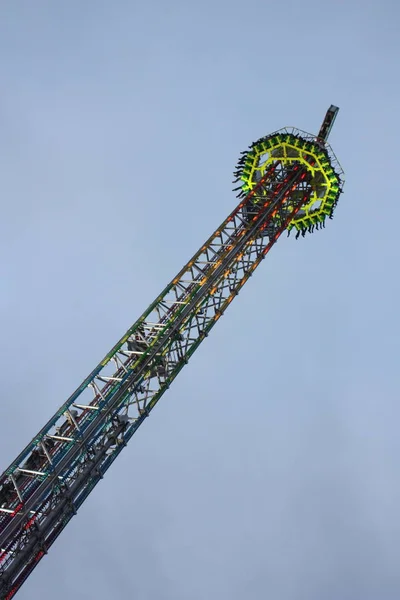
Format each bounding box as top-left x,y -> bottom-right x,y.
0,106 -> 344,599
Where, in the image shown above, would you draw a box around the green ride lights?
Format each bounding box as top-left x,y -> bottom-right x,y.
234,132 -> 342,236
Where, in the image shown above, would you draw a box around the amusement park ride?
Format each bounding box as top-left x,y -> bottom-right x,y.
0,106 -> 344,598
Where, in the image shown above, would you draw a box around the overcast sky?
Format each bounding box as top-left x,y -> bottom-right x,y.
1,1 -> 400,598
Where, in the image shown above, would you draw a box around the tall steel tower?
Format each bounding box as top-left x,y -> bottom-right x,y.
0,107 -> 344,599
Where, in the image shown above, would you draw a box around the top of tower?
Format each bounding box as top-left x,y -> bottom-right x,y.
317,105 -> 339,143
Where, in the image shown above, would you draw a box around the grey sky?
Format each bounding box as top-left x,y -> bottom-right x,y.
1,0 -> 400,598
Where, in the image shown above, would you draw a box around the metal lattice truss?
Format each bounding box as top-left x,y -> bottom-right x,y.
0,158 -> 321,598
